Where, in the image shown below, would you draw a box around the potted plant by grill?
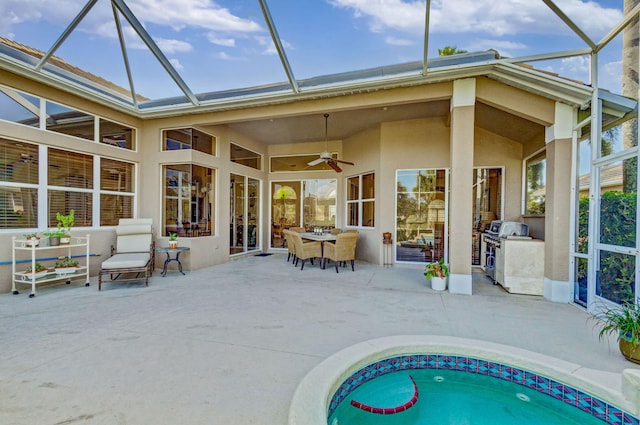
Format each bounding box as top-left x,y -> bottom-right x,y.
55,210 -> 74,244
24,262 -> 48,279
23,232 -> 40,247
54,257 -> 79,275
168,232 -> 178,249
424,258 -> 449,291
597,301 -> 640,364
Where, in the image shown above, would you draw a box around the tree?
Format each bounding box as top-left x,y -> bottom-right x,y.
438,46 -> 468,56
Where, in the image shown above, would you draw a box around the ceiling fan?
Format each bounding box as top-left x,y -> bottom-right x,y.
307,113 -> 354,173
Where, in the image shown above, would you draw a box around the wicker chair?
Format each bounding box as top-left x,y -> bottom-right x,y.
289,231 -> 322,270
99,218 -> 155,290
323,232 -> 358,273
283,229 -> 296,263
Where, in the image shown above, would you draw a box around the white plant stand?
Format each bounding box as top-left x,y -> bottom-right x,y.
12,235 -> 91,298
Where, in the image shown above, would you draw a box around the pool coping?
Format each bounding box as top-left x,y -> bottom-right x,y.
288,335 -> 640,425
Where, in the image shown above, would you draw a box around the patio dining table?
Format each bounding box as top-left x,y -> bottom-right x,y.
301,232 -> 337,266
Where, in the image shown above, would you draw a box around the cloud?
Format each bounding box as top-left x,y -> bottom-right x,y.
155,38 -> 192,54
0,0 -> 262,41
215,51 -> 246,61
255,35 -> 293,55
206,34 -> 235,47
386,36 -> 414,46
169,58 -> 183,70
329,0 -> 622,39
127,0 -> 262,33
465,39 -> 527,57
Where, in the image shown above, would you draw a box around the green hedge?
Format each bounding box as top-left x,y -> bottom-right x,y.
579,191 -> 636,304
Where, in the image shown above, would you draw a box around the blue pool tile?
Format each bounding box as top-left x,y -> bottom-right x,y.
607,406 -> 625,425
487,362 -> 500,377
624,412 -> 640,425
478,360 -> 490,375
577,390 -> 593,413
500,366 -> 515,382
511,368 -> 524,385
549,380 -> 564,400
592,397 -> 607,420
438,355 -> 456,369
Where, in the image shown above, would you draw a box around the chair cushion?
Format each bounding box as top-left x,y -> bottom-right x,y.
102,253 -> 150,269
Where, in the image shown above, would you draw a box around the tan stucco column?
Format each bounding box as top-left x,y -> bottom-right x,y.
543,102 -> 573,302
448,78 -> 475,295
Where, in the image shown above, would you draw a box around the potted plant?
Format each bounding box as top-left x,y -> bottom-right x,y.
43,230 -> 66,246
424,258 -> 449,291
168,232 -> 178,249
24,262 -> 48,278
597,300 -> 640,364
23,232 -> 40,247
54,257 -> 79,275
55,210 -> 74,244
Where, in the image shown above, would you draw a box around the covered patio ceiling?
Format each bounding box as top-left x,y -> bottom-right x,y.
227,100 -> 544,147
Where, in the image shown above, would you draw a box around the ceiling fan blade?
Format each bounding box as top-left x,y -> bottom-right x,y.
333,159 -> 355,166
327,160 -> 342,173
307,158 -> 325,166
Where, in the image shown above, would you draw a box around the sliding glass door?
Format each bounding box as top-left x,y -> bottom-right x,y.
230,174 -> 259,255
395,169 -> 448,263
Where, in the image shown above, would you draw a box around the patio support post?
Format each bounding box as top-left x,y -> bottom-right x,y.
448,78 -> 476,295
543,102 -> 573,302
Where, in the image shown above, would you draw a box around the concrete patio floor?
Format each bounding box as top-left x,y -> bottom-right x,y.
0,254 -> 637,424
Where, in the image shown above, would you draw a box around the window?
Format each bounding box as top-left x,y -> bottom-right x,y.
45,101 -> 94,141
270,154 -> 339,172
99,118 -> 136,150
48,148 -> 93,227
525,151 -> 546,215
163,128 -> 215,155
303,179 -> 337,228
347,173 -> 375,227
0,86 -> 40,127
100,158 -> 135,226
230,142 -> 261,170
163,164 -> 215,237
0,138 -> 39,228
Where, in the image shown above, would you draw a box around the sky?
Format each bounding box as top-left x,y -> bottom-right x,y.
0,0 -> 630,101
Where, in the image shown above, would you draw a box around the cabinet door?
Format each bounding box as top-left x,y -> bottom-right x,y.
495,246 -> 504,285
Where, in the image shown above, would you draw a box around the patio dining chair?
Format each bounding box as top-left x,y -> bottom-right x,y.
289,231 -> 322,270
283,229 -> 296,263
98,218 -> 155,290
323,232 -> 358,273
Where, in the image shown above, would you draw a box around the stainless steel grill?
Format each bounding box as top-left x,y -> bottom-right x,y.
483,221 -> 530,282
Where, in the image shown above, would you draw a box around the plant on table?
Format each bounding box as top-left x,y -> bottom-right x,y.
55,210 -> 75,242
23,232 -> 40,246
597,300 -> 640,364
168,232 -> 178,248
25,262 -> 47,273
55,257 -> 79,269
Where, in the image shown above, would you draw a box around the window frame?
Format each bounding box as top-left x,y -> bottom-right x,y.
523,149 -> 546,216
346,172 -> 375,228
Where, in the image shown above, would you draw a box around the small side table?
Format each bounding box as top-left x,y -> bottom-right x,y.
156,247 -> 190,277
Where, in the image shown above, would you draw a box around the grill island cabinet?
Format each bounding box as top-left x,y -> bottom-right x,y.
495,239 -> 545,295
